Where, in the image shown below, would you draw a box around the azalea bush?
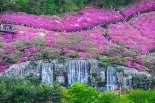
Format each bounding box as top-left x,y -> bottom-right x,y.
0,7 -> 123,31
100,44 -> 149,71
108,11 -> 155,54
118,0 -> 155,18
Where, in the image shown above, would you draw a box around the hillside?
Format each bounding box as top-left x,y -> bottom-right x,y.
0,0 -> 155,72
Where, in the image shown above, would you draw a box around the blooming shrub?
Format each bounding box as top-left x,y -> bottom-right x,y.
108,11 -> 155,54
0,7 -> 123,31
118,0 -> 155,18
0,26 -> 112,71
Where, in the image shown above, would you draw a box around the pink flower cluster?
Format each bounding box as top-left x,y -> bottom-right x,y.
0,7 -> 123,31
123,59 -> 150,72
108,11 -> 155,54
119,0 -> 155,18
0,26 -> 112,71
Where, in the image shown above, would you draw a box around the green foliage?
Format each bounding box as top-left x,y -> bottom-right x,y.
10,54 -> 20,63
0,0 -> 136,15
29,61 -> 38,67
0,40 -> 3,48
33,52 -> 43,60
63,2 -> 79,12
82,41 -> 93,47
62,82 -> 119,103
92,73 -> 97,77
3,54 -> 20,64
0,77 -> 62,103
68,34 -> 83,46
98,62 -> 106,68
101,0 -> 135,8
114,54 -> 126,62
105,44 -> 125,55
87,48 -> 99,59
67,52 -> 79,58
143,53 -> 155,72
1,78 -> 154,103
116,67 -> 124,73
102,0 -> 125,8
126,46 -> 141,57
55,37 -> 68,49
97,92 -> 119,103
104,44 -> 141,66
30,36 -> 45,46
95,77 -> 102,82
99,56 -> 115,66
128,90 -> 155,103
0,0 -> 89,15
25,73 -> 41,85
131,74 -> 153,89
47,50 -> 60,59
62,82 -> 99,103
11,40 -> 25,47
120,95 -> 132,103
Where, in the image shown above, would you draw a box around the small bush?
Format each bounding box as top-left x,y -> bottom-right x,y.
67,52 -> 79,58
47,50 -> 60,59
33,52 -> 43,60
2,54 -> 20,64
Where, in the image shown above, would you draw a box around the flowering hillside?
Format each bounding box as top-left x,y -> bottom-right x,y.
0,7 -> 123,31
0,26 -> 113,71
108,11 -> 155,54
118,0 -> 155,18
0,0 -> 155,72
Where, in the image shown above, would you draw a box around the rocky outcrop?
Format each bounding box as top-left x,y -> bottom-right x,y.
0,58 -> 151,85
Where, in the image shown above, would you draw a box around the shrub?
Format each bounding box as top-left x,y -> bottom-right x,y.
25,73 -> 41,85
62,82 -> 99,103
2,54 -> 20,64
99,56 -> 115,66
30,36 -> 45,46
67,52 -> 79,58
97,92 -> 119,103
0,83 -> 12,103
128,90 -> 155,103
62,82 -> 119,103
10,83 -> 36,103
0,0 -> 89,15
33,52 -> 43,60
47,50 -> 60,59
0,77 -> 62,103
29,61 -> 38,68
